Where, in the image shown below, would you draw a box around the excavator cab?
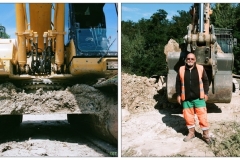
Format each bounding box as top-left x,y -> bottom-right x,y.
166,3 -> 234,103
69,3 -> 109,54
65,3 -> 118,80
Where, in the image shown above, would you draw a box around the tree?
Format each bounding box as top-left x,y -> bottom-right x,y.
0,25 -> 10,38
211,3 -> 240,74
121,20 -> 137,41
168,10 -> 192,43
211,3 -> 237,29
121,9 -> 170,77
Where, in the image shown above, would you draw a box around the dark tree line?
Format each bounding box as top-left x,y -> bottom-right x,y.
122,3 -> 240,77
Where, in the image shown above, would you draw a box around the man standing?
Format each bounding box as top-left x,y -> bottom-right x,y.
176,53 -> 212,144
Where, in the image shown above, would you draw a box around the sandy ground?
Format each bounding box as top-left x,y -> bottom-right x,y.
121,72 -> 240,157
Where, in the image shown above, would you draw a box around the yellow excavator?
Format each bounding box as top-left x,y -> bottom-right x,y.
0,3 -> 118,144
0,3 -> 117,87
167,3 -> 235,103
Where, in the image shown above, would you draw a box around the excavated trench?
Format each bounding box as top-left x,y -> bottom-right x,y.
0,82 -> 118,145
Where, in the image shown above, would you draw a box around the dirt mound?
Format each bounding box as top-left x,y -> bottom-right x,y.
0,83 -> 112,115
121,72 -> 167,119
164,39 -> 181,57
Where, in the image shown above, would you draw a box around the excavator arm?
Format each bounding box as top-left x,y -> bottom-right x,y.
15,3 -> 65,74
167,3 -> 234,103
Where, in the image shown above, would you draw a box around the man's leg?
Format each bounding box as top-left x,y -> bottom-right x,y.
182,100 -> 195,142
194,99 -> 212,144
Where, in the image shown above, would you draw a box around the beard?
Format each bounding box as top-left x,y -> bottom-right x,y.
185,62 -> 195,68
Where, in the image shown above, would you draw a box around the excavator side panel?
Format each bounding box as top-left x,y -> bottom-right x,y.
69,57 -> 118,77
0,39 -> 18,75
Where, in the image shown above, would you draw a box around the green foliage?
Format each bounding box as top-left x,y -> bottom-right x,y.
211,3 -> 240,74
0,31 -> 10,38
0,33 -> 9,38
0,25 -> 10,38
122,9 -> 170,77
168,10 -> 192,43
121,32 -> 147,75
211,3 -> 237,29
211,122 -> 240,157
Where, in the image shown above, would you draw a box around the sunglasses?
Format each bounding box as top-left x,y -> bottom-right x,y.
186,58 -> 195,61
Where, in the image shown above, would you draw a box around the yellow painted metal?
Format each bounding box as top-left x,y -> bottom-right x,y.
29,3 -> 52,52
15,3 -> 27,71
69,57 -> 117,76
0,40 -> 16,59
53,3 -> 65,68
11,39 -> 18,65
0,39 -> 18,75
0,60 -> 11,75
65,39 -> 76,64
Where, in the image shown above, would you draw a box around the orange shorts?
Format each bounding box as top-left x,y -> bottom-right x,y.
182,98 -> 209,130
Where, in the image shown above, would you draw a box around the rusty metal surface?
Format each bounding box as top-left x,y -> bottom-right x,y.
167,73 -> 178,103
207,73 -> 232,103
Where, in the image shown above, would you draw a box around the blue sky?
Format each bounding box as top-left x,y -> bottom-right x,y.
122,3 -> 193,22
0,3 -> 118,51
0,3 -> 15,38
